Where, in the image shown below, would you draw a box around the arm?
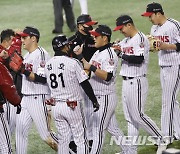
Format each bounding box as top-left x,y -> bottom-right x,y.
80,80 -> 99,112
121,54 -> 144,64
159,42 -> 180,51
23,70 -> 47,84
81,58 -> 113,81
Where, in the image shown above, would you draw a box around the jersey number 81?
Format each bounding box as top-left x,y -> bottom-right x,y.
50,73 -> 65,88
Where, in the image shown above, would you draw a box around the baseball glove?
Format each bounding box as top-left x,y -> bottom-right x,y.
9,51 -> 24,72
147,35 -> 161,52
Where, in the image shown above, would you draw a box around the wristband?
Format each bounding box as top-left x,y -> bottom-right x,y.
176,43 -> 180,52
89,65 -> 97,72
23,70 -> 31,77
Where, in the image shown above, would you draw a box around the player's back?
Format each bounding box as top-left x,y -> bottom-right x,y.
45,56 -> 87,102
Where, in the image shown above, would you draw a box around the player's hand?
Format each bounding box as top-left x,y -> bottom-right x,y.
83,60 -> 91,70
0,50 -> 9,59
112,43 -> 122,52
93,102 -> 100,112
73,44 -> 83,55
16,104 -> 21,114
44,98 -> 56,106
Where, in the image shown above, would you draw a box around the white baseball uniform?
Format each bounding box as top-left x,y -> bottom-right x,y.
0,111 -> 12,154
3,102 -> 16,136
150,18 -> 180,142
119,32 -> 163,154
45,55 -> 89,154
15,47 -> 58,154
87,44 -> 127,154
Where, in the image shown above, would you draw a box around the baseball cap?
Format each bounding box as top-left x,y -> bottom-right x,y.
89,25 -> 112,37
141,2 -> 163,17
19,26 -> 40,38
113,15 -> 133,31
77,14 -> 98,26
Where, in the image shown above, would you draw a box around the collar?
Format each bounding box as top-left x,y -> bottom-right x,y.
54,51 -> 68,56
98,43 -> 111,52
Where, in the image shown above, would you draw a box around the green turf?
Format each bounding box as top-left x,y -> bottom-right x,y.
0,0 -> 180,153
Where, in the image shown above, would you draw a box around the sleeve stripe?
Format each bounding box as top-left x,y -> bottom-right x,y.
168,18 -> 180,31
107,47 -> 113,59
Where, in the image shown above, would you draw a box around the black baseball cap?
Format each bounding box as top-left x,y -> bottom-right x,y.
89,25 -> 112,37
113,15 -> 133,31
77,14 -> 98,26
141,2 -> 163,17
19,26 -> 40,38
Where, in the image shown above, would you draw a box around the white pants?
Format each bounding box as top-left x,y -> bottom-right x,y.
160,65 -> 180,142
90,93 -> 127,154
52,101 -> 89,154
16,95 -> 58,154
0,112 -> 12,154
70,0 -> 88,14
3,102 -> 17,136
122,76 -> 163,154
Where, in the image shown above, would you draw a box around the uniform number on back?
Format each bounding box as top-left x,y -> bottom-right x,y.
50,73 -> 65,88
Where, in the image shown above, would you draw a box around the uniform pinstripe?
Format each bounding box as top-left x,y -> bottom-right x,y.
16,47 -> 58,154
88,46 -> 127,154
45,55 -> 89,154
151,18 -> 180,141
3,102 -> 16,136
0,112 -> 12,154
119,32 -> 163,154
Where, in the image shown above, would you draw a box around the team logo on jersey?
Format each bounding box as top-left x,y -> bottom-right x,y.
40,61 -> 46,68
58,63 -> 65,70
109,59 -> 115,65
139,42 -> 144,48
123,47 -> 134,54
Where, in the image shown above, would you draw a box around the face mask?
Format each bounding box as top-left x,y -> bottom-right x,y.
83,26 -> 93,34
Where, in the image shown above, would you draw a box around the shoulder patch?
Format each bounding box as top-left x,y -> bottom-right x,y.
109,59 -> 115,65
139,42 -> 144,48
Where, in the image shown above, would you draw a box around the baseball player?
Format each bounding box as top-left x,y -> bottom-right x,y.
75,25 -> 129,154
15,26 -> 58,154
68,14 -> 98,62
68,14 -> 98,150
0,29 -> 22,136
141,2 -> 180,144
113,15 -> 166,154
0,61 -> 21,154
44,34 -> 99,154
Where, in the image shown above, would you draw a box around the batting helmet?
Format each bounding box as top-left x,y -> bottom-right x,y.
52,35 -> 69,52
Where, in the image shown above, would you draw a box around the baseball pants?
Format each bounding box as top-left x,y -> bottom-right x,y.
16,95 -> 58,154
3,102 -> 17,136
52,101 -> 89,154
160,65 -> 180,142
122,76 -> 163,154
0,112 -> 12,154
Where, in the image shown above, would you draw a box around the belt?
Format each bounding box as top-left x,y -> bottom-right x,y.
122,76 -> 134,80
122,74 -> 146,80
